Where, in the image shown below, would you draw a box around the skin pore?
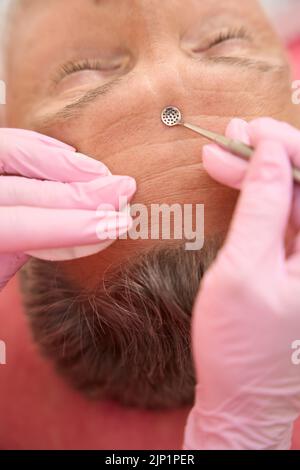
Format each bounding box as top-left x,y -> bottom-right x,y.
3,0 -> 300,410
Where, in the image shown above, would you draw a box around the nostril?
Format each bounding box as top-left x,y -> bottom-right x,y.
161,106 -> 182,127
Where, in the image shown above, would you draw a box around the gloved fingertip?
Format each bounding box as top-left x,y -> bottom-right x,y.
226,118 -> 251,145
74,152 -> 111,175
245,140 -> 291,185
120,176 -> 137,198
247,117 -> 281,144
96,212 -> 133,241
1,129 -> 76,152
26,130 -> 76,151
203,144 -> 247,189
26,244 -> 113,261
41,136 -> 76,151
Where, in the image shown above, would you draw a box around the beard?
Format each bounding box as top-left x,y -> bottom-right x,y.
19,237 -> 222,409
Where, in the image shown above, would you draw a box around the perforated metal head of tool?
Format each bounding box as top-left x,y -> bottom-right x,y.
161,106 -> 182,127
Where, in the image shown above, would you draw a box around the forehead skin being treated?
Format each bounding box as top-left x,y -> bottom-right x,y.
4,0 -> 300,408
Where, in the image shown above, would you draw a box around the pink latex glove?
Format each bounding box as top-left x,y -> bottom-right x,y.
184,118 -> 300,450
0,128 -> 136,291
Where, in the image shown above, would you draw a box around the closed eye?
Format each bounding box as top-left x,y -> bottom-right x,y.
54,58 -> 124,84
207,26 -> 251,49
188,25 -> 253,56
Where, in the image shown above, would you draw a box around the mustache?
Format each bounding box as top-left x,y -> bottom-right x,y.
19,237 -> 223,409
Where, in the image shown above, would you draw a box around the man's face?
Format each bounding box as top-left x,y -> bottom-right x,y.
5,0 -> 300,408
6,0 -> 299,282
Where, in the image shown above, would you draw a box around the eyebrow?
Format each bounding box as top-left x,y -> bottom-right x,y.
35,76 -> 125,128
35,56 -> 286,129
205,56 -> 286,73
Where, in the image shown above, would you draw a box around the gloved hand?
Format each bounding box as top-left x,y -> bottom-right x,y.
184,118 -> 300,450
0,128 -> 136,291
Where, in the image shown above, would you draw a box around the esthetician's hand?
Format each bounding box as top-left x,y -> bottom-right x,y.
184,118 -> 300,450
0,129 -> 136,291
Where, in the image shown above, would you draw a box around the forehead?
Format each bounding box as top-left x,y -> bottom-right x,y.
12,0 -> 259,17
8,0 -> 266,51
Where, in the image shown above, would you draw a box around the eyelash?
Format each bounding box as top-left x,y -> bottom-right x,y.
55,27 -> 250,81
56,59 -> 118,82
208,27 -> 250,48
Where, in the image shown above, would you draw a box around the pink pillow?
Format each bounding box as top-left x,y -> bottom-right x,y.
288,38 -> 300,78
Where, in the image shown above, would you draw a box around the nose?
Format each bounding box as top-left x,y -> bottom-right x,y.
139,53 -> 188,98
128,51 -> 195,121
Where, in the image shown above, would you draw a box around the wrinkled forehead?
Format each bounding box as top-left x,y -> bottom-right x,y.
6,0 -> 276,65
12,0 -> 258,9
9,0 -> 264,24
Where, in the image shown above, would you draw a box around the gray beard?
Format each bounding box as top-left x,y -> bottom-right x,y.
19,237 -> 222,409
